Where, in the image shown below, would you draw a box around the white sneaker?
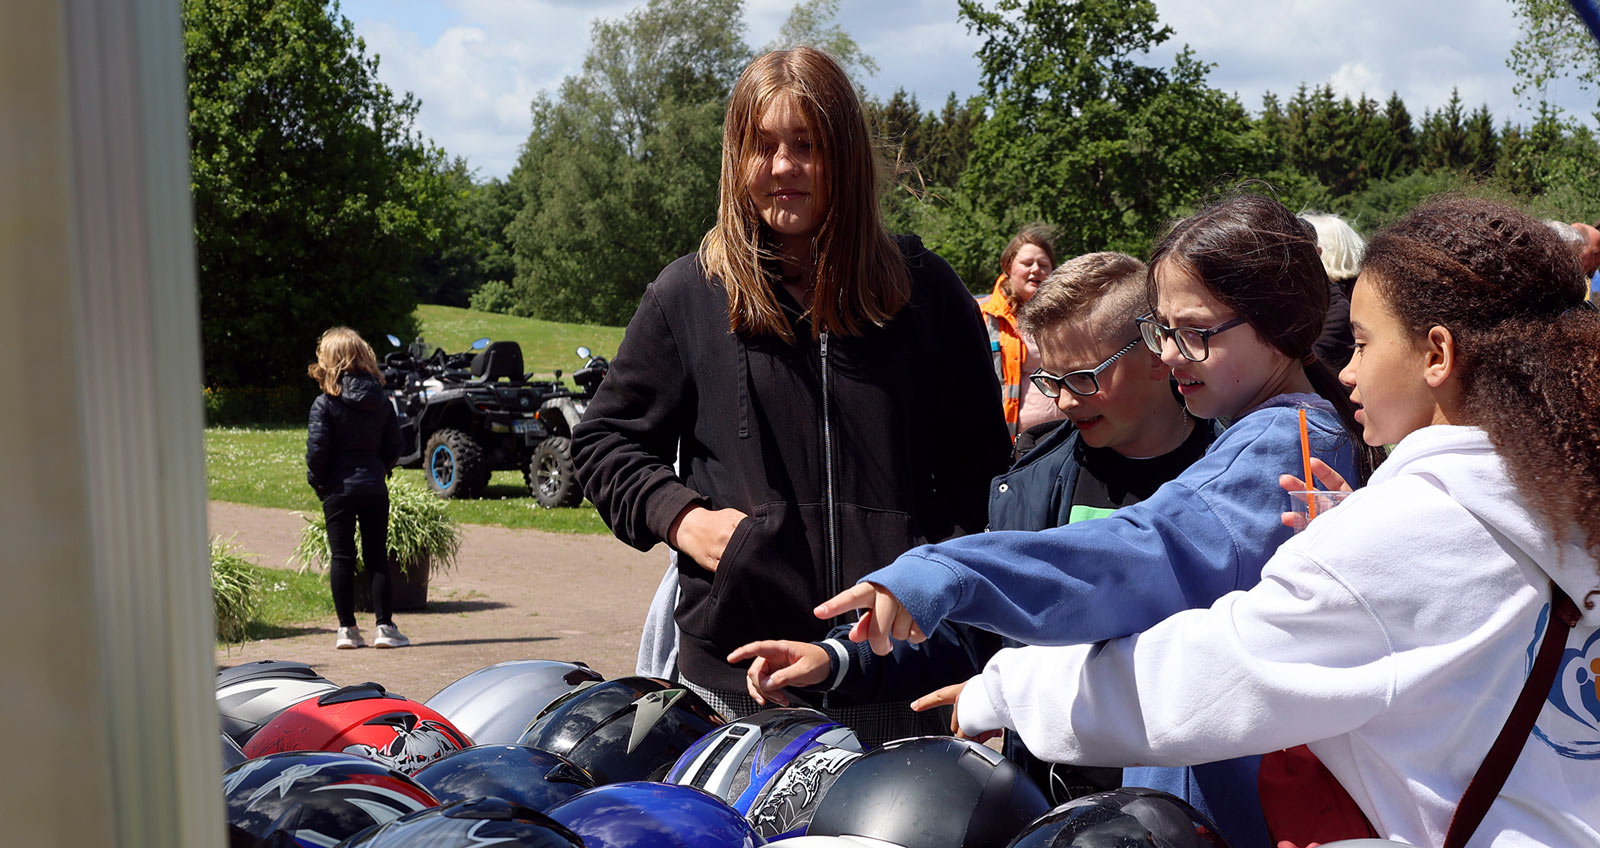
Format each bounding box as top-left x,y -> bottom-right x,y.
335,626 -> 366,649
374,624 -> 410,649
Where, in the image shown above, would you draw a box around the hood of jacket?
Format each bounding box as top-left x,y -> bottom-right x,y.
978,274 -> 1016,323
1372,424 -> 1600,626
335,372 -> 386,412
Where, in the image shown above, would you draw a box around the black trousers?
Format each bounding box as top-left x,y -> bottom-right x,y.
322,490 -> 392,628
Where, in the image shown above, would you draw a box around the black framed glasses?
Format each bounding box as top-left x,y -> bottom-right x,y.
1135,312 -> 1248,362
1029,339 -> 1141,398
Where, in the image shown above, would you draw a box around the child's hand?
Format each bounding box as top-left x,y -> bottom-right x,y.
815,583 -> 925,656
726,640 -> 829,707
911,682 -> 1000,744
1278,458 -> 1352,529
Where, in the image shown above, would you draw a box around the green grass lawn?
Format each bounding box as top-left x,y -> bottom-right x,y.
413,304 -> 626,378
224,561 -> 336,644
205,426 -> 611,534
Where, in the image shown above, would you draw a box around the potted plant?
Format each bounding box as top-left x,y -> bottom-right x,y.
293,480 -> 461,611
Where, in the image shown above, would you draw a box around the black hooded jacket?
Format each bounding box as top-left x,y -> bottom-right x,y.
306,372 -> 402,499
573,236 -> 1011,690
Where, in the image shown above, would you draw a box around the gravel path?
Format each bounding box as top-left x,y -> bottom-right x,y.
209,501 -> 663,702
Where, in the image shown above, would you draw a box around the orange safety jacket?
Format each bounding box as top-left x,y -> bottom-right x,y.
978,274 -> 1024,441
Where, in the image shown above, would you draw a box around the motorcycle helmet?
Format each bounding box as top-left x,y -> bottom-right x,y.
1005,788 -> 1228,848
223,732 -> 249,771
807,736 -> 1051,848
216,660 -> 338,744
336,796 -> 586,847
744,744 -> 862,840
666,707 -> 861,809
243,682 -> 473,775
518,676 -> 725,784
412,744 -> 597,812
222,751 -> 438,847
545,781 -> 765,848
424,660 -> 604,744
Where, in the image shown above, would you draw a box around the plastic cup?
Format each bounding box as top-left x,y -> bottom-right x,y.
1287,490 -> 1353,532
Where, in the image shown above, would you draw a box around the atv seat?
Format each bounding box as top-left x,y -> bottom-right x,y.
471,341 -> 524,382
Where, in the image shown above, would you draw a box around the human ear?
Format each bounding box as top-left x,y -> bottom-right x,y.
1422,325 -> 1456,388
1141,349 -> 1168,380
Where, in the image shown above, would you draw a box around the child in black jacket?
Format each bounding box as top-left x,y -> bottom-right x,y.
306,327 -> 406,649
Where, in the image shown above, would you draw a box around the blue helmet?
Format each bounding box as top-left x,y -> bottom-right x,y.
544,782 -> 765,848
665,707 -> 861,812
808,736 -> 1051,848
424,660 -> 603,745
412,744 -> 596,813
337,796 -> 585,847
1005,788 -> 1229,848
222,751 -> 438,847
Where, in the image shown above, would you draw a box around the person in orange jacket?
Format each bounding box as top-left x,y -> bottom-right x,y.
979,225 -> 1064,442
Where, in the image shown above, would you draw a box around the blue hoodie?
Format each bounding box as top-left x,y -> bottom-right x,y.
861,396 -> 1359,848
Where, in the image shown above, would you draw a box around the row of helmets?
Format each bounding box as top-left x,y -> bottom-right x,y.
213,658 -> 1390,848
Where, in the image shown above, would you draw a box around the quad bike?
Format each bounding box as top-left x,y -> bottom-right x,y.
380,336 -> 607,508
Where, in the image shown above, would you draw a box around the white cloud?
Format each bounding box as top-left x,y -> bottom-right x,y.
340,0 -> 1599,180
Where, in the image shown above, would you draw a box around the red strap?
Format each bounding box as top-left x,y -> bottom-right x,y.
1443,584 -> 1579,848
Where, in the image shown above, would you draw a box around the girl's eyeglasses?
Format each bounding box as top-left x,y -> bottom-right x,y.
1135,313 -> 1248,362
1029,339 -> 1141,398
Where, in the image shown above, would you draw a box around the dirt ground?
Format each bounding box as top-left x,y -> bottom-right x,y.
209,501 -> 664,702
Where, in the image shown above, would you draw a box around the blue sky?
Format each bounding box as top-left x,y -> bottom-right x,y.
336,0 -> 1600,180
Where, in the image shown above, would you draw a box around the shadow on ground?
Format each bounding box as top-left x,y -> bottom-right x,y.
418,636 -> 558,648
413,599 -> 510,614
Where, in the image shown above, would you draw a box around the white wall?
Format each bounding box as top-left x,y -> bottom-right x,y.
1,0 -> 222,844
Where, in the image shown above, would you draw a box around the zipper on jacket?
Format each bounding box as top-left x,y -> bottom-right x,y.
820,330 -> 840,618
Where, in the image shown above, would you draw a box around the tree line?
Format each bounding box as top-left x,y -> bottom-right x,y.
188,0 -> 1600,413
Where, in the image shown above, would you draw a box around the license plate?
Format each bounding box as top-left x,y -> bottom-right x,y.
513,419 -> 542,434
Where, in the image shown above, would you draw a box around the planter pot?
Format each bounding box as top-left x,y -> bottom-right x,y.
355,556 -> 430,612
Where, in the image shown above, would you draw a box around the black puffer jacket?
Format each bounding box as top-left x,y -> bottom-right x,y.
306,372 -> 402,499
573,236 -> 1011,690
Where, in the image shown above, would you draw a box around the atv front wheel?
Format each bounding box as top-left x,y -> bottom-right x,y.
527,436 -> 581,508
425,429 -> 489,499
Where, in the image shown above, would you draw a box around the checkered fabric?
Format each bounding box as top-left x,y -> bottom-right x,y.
682,678 -> 953,749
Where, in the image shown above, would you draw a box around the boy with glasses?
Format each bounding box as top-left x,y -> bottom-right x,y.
729,253 -> 1212,799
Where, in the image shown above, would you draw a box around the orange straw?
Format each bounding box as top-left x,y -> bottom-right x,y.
1298,408 -> 1317,521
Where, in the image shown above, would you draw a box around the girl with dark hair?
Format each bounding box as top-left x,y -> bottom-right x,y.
820,192 -> 1367,845
572,47 -> 1010,743
895,198 -> 1600,847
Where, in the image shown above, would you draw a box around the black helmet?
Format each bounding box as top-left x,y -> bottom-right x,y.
337,796 -> 586,847
665,707 -> 862,814
424,660 -> 604,744
222,733 -> 249,771
545,781 -> 766,848
518,676 -> 725,784
215,660 -> 337,744
222,751 -> 438,847
1006,788 -> 1229,848
807,736 -> 1051,848
412,744 -> 597,813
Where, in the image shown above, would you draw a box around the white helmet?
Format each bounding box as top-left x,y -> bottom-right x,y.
423,660 -> 602,744
215,660 -> 338,744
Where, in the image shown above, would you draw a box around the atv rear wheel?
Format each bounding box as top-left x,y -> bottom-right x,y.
425,428 -> 489,499
527,436 -> 581,508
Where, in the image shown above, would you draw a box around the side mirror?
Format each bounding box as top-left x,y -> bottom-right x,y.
554,369 -> 563,380
472,337 -> 491,350
575,346 -> 591,359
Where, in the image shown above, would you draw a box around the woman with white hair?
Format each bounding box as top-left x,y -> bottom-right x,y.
1301,211 -> 1366,368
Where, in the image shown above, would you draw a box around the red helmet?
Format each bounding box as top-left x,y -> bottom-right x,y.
243,682 -> 473,775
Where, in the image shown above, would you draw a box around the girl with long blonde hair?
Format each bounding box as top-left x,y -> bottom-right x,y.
306,327 -> 407,649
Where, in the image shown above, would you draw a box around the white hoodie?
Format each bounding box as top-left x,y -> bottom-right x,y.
958,425 -> 1600,847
